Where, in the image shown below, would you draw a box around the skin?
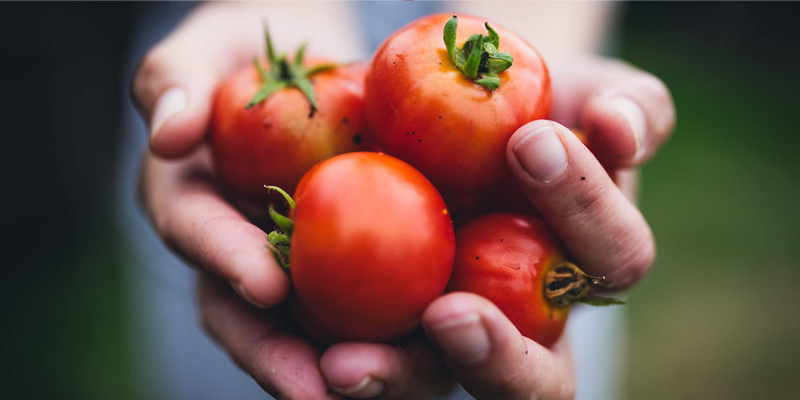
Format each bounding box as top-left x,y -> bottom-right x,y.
447,213 -> 570,348
132,2 -> 675,399
212,62 -> 371,199
366,14 -> 550,192
290,152 -> 455,342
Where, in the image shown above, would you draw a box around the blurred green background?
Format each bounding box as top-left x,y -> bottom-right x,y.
1,2 -> 798,399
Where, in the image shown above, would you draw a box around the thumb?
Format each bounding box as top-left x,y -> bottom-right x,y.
422,293 -> 575,400
130,6 -> 259,158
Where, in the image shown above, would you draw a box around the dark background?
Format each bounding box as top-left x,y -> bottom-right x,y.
1,2 -> 798,399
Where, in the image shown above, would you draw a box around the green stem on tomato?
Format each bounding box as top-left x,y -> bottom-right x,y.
264,185 -> 297,273
443,15 -> 514,91
544,261 -> 626,309
246,23 -> 338,115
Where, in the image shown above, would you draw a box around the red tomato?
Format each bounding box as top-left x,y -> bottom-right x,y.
211,58 -> 370,199
286,152 -> 455,342
447,213 -> 619,347
365,14 -> 551,192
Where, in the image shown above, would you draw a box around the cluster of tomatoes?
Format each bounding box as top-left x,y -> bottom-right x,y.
211,14 -> 620,348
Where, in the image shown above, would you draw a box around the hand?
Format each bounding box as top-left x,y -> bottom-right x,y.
134,4 -> 674,399
134,3 -> 367,398
313,56 -> 675,399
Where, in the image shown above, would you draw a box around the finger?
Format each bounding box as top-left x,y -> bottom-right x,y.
422,293 -> 574,400
130,7 -> 259,158
550,56 -> 676,168
320,337 -> 453,399
507,120 -> 655,289
141,148 -> 290,307
197,275 -> 343,400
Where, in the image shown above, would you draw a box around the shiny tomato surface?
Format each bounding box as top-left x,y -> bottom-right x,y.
290,152 -> 455,342
365,14 -> 551,192
211,62 -> 370,199
447,213 -> 568,347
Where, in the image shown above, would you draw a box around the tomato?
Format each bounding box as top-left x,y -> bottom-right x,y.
211,29 -> 370,200
365,14 -> 551,192
447,213 -> 620,347
270,152 -> 455,343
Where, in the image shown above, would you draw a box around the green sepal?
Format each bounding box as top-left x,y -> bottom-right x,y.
247,24 -> 338,111
474,76 -> 500,90
463,35 -> 484,79
268,231 -> 291,247
292,76 -> 318,112
441,15 -> 514,91
264,185 -> 297,274
485,22 -> 500,48
246,80 -> 287,109
264,185 -> 295,209
487,53 -> 513,75
443,16 -> 459,67
294,42 -> 307,68
268,204 -> 294,235
577,296 -> 627,306
267,245 -> 290,271
253,56 -> 268,80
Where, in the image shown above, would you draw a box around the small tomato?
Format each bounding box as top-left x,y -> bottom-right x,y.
212,28 -> 370,199
447,213 -> 622,347
268,152 -> 455,343
365,14 -> 551,192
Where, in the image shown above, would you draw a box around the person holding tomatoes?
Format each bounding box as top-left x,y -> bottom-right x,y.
129,2 -> 674,399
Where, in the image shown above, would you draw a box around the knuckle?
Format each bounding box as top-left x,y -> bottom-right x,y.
192,214 -> 239,270
553,181 -> 610,223
131,45 -> 173,110
479,369 -> 529,399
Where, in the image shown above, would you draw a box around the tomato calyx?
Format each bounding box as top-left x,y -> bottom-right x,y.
246,24 -> 338,115
544,262 -> 626,308
265,185 -> 295,272
443,15 -> 514,90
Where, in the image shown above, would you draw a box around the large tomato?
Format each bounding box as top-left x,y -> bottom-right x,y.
274,152 -> 455,343
211,30 -> 370,200
447,213 -> 620,348
365,14 -> 551,192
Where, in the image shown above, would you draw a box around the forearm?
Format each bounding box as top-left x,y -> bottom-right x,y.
173,1 -> 367,67
451,1 -> 618,59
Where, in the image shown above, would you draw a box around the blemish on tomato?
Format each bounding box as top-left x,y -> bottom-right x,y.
442,209 -> 449,215
353,134 -> 363,145
580,176 -> 586,181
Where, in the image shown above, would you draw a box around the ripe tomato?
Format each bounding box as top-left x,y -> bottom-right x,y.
365,14 -> 551,192
447,213 -> 620,347
211,30 -> 370,200
275,152 -> 455,343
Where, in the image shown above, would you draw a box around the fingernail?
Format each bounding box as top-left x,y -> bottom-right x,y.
150,87 -> 186,141
231,281 -> 267,309
613,96 -> 647,161
513,125 -> 568,182
331,376 -> 385,398
430,313 -> 490,364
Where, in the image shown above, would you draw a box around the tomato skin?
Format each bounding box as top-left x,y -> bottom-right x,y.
290,152 -> 455,343
447,213 -> 568,347
365,14 -> 551,192
211,62 -> 371,199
